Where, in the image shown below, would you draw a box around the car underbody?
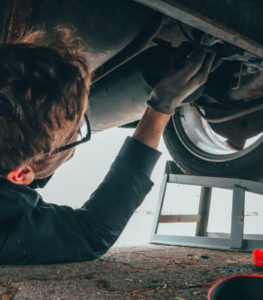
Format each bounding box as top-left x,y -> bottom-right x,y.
2,0 -> 263,180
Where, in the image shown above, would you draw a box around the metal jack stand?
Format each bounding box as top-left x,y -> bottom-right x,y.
150,161 -> 263,252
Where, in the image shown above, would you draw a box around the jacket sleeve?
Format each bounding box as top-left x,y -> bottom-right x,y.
0,137 -> 161,265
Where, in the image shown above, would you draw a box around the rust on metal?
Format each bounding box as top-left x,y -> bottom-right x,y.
207,107 -> 263,143
1,0 -> 35,43
159,214 -> 201,223
135,0 -> 263,58
228,71 -> 263,102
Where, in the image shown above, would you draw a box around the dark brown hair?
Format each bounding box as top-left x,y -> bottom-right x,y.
0,27 -> 91,175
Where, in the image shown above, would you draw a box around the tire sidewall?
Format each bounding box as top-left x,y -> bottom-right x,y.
163,118 -> 263,181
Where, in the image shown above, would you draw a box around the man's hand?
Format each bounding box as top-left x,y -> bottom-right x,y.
133,50 -> 215,150
147,50 -> 215,115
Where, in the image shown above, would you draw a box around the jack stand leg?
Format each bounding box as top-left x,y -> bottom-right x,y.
196,187 -> 212,237
230,185 -> 245,249
151,174 -> 168,237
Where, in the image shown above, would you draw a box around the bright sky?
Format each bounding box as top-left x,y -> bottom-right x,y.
38,127 -> 172,210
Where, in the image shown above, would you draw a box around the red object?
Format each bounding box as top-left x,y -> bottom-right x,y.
253,249 -> 263,266
169,62 -> 185,74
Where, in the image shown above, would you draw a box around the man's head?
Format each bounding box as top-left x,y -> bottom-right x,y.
0,27 -> 91,185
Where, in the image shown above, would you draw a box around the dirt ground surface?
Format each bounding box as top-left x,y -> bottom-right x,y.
0,244 -> 261,300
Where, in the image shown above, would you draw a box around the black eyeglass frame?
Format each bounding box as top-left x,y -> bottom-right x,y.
46,114 -> 91,156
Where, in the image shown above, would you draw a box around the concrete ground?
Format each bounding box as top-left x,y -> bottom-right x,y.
0,244 -> 261,300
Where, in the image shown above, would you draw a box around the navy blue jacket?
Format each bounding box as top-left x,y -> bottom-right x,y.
0,137 -> 160,265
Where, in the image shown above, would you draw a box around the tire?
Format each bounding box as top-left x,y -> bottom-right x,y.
163,106 -> 263,181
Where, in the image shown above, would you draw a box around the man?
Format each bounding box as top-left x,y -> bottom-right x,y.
0,28 -> 214,265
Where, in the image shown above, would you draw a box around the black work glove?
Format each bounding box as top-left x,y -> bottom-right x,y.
147,50 -> 215,115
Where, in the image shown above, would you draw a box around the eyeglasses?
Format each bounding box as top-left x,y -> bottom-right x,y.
47,114 -> 91,156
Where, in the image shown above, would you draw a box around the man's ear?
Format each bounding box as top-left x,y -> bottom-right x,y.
7,166 -> 35,185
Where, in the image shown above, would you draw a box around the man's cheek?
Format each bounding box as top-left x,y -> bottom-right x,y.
66,148 -> 76,162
